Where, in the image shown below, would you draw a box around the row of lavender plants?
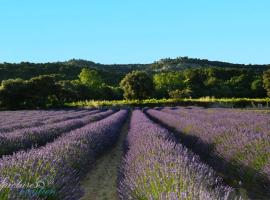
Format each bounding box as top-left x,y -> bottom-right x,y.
0,109 -> 98,133
146,108 -> 270,198
0,110 -> 75,125
42,109 -> 100,124
159,107 -> 270,181
118,110 -> 240,200
0,109 -> 115,158
0,109 -> 128,199
162,107 -> 270,129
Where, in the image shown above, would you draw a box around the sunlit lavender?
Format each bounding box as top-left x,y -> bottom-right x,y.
0,107 -> 269,199
146,107 -> 270,197
0,109 -> 128,199
118,110 -> 238,200
0,109 -> 115,157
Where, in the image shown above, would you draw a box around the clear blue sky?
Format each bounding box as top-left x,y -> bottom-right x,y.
0,0 -> 269,64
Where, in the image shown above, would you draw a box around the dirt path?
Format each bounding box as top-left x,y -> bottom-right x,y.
79,115 -> 130,200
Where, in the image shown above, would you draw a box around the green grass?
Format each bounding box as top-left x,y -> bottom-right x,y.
66,97 -> 270,109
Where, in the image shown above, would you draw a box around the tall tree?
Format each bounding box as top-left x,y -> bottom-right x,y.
120,71 -> 154,100
0,79 -> 28,109
153,72 -> 185,98
263,69 -> 270,97
78,68 -> 103,88
250,78 -> 266,97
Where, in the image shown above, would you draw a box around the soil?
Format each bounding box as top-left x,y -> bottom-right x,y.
79,115 -> 130,200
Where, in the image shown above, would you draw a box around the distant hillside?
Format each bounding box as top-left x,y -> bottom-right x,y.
0,60 -> 146,85
151,57 -> 270,71
0,57 -> 269,85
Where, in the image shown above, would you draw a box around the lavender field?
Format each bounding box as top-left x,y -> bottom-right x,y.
0,107 -> 269,200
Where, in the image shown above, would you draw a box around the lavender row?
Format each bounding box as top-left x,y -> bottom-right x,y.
0,109 -> 69,132
118,110 -> 238,200
42,109 -> 100,124
0,109 -> 128,199
0,110 -> 115,158
159,107 -> 270,178
0,110 -> 74,126
0,109 -> 95,132
162,107 -> 270,129
0,109 -> 93,126
146,108 -> 270,198
0,110 -> 72,128
159,107 -> 270,157
0,110 -> 74,125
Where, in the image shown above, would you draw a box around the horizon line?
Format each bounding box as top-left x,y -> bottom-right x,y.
0,56 -> 270,66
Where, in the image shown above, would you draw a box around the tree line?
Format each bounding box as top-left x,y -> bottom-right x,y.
121,68 -> 270,100
0,60 -> 270,109
0,69 -> 122,109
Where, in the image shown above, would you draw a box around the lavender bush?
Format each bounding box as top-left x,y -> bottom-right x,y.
0,109 -> 128,199
0,109 -> 99,133
0,110 -> 71,126
146,107 -> 270,198
118,110 -> 238,200
0,109 -> 115,157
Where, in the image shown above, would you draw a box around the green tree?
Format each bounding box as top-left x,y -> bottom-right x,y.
120,71 -> 154,100
78,68 -> 103,88
0,75 -> 62,109
250,78 -> 266,97
56,80 -> 80,102
0,79 -> 28,109
183,69 -> 205,97
168,88 -> 192,99
263,69 -> 270,97
70,79 -> 95,100
27,75 -> 62,107
224,74 -> 252,97
98,85 -> 123,100
153,72 -> 185,98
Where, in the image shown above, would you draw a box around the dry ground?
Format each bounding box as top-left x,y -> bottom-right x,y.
79,116 -> 130,200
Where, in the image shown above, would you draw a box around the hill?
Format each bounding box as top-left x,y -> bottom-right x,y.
151,57 -> 270,71
1,57 -> 269,85
1,57 -> 270,110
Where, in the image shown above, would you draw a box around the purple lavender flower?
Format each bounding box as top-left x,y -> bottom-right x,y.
146,107 -> 270,198
0,109 -> 128,199
0,110 -> 115,158
118,110 -> 237,200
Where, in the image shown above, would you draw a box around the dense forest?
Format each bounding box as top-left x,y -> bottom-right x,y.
0,57 -> 270,109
